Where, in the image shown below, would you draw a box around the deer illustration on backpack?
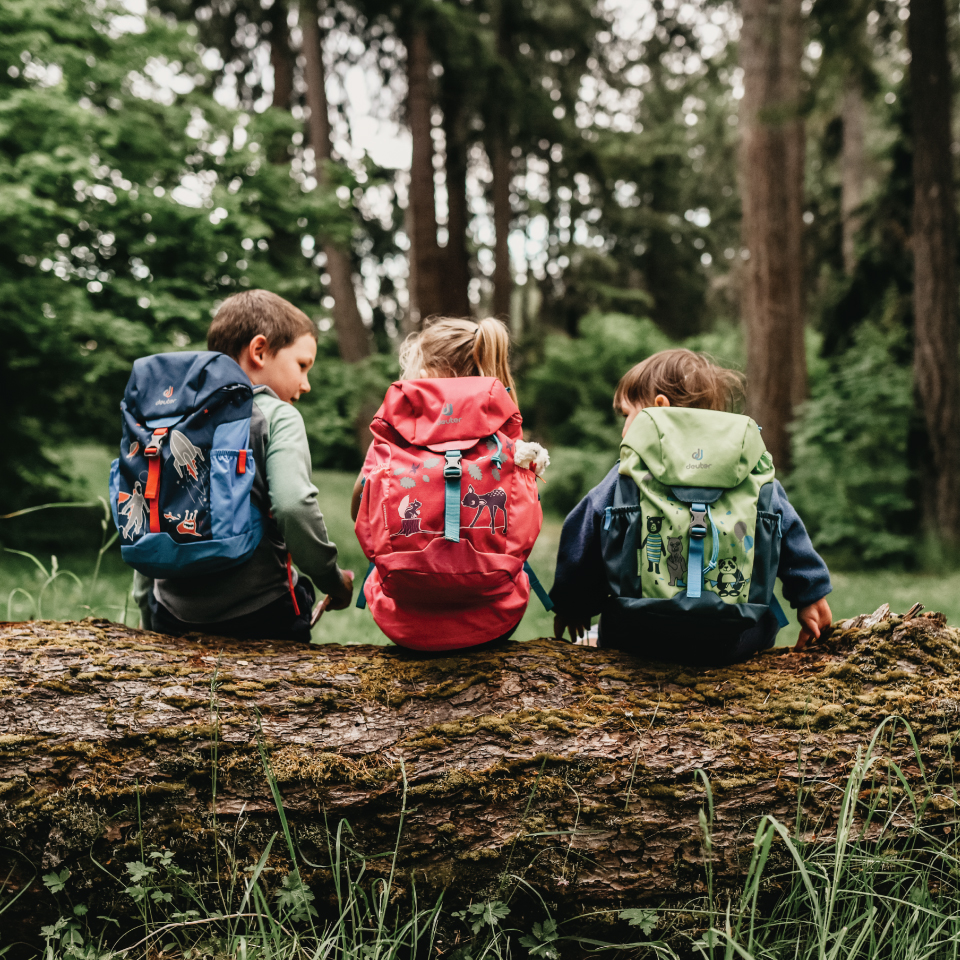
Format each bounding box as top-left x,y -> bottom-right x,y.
461,485 -> 508,533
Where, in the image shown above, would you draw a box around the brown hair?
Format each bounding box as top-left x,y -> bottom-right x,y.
207,290 -> 318,360
613,348 -> 744,415
398,317 -> 516,394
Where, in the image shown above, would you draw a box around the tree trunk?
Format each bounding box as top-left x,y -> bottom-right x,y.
301,2 -> 371,362
909,0 -> 960,545
2,608 -> 957,945
442,95 -> 472,318
491,137 -> 512,321
739,0 -> 807,471
841,80 -> 866,275
267,1 -> 294,110
406,27 -> 445,323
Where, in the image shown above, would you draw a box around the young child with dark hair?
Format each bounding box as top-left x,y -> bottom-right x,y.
550,348 -> 832,663
134,289 -> 353,641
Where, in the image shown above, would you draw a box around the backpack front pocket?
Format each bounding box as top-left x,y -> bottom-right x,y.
210,449 -> 257,540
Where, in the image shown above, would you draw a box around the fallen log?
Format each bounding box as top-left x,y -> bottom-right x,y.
1,608 -> 959,947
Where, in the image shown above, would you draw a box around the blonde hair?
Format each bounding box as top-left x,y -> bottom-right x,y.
614,348 -> 744,415
399,317 -> 516,394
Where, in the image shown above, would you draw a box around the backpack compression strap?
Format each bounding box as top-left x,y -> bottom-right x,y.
686,503 -> 719,598
143,428 -> 168,534
443,450 -> 462,542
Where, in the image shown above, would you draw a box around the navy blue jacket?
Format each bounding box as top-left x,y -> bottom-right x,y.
549,464 -> 832,624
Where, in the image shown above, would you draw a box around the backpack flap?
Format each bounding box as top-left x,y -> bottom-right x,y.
372,376 -> 522,449
620,406 -> 766,489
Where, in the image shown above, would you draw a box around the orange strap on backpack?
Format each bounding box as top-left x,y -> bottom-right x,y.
143,428 -> 168,533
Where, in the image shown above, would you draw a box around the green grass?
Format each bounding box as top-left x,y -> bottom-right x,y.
3,445 -> 960,647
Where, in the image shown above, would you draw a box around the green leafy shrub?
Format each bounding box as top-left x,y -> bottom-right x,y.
788,322 -> 915,566
298,337 -> 398,471
521,311 -> 673,452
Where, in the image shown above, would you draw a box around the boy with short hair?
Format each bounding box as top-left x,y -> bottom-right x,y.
134,289 -> 353,641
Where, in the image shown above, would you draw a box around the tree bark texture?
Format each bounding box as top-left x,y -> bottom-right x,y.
491,137 -> 513,321
2,609 -> 959,942
442,96 -> 473,318
406,28 -> 445,323
841,80 -> 866,275
301,3 -> 371,363
909,0 -> 960,544
739,0 -> 807,471
267,1 -> 294,111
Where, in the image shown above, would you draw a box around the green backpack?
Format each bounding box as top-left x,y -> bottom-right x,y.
599,406 -> 788,658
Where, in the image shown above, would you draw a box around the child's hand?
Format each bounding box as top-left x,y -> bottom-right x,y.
326,568 -> 355,611
796,597 -> 833,650
554,615 -> 591,645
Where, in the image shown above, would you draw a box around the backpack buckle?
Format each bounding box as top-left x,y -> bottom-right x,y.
690,503 -> 707,538
443,451 -> 462,479
144,427 -> 168,458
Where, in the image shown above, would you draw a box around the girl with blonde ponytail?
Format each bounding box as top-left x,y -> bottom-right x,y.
351,317 -> 520,519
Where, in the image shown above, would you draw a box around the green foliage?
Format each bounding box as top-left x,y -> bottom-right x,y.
522,311 -> 673,451
298,337 -> 399,470
0,0 -> 349,512
619,907 -> 658,935
789,322 -> 915,565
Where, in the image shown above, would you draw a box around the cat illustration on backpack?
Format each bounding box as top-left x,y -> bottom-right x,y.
462,485 -> 508,533
398,496 -> 422,536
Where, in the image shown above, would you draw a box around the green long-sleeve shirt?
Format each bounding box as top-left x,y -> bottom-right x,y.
137,386 -> 343,626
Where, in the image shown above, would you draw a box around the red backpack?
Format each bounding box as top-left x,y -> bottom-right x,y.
354,377 -> 550,651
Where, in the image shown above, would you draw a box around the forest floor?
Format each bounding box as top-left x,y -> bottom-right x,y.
1,445 -> 957,643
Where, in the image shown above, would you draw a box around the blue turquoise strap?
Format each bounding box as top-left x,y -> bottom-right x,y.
769,593 -> 789,628
355,560 -> 375,609
444,450 -> 462,542
524,561 -> 554,611
686,503 -> 707,599
489,434 -> 503,467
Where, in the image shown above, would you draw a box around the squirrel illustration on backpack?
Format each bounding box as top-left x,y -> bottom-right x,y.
398,496 -> 422,536
461,485 -> 508,533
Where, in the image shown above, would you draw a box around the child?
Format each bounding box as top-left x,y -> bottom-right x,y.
133,289 -> 354,642
550,348 -> 832,664
352,317 -> 550,651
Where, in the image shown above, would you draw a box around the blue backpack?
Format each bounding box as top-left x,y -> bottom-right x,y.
109,351 -> 263,578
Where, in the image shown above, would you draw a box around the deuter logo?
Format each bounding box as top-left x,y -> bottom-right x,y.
692,448 -> 703,460
437,401 -> 460,425
155,385 -> 176,406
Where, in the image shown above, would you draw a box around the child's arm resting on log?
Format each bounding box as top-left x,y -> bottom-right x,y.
771,480 -> 833,648
550,465 -> 620,643
266,401 -> 352,607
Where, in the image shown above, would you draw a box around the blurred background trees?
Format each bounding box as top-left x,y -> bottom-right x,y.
3,0 -> 960,566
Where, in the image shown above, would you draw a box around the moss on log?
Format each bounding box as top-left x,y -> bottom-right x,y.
1,608 -> 959,943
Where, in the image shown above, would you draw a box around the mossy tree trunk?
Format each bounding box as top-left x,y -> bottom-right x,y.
1,611 -> 959,944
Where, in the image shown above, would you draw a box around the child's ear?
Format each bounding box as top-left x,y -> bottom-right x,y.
246,334 -> 269,370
